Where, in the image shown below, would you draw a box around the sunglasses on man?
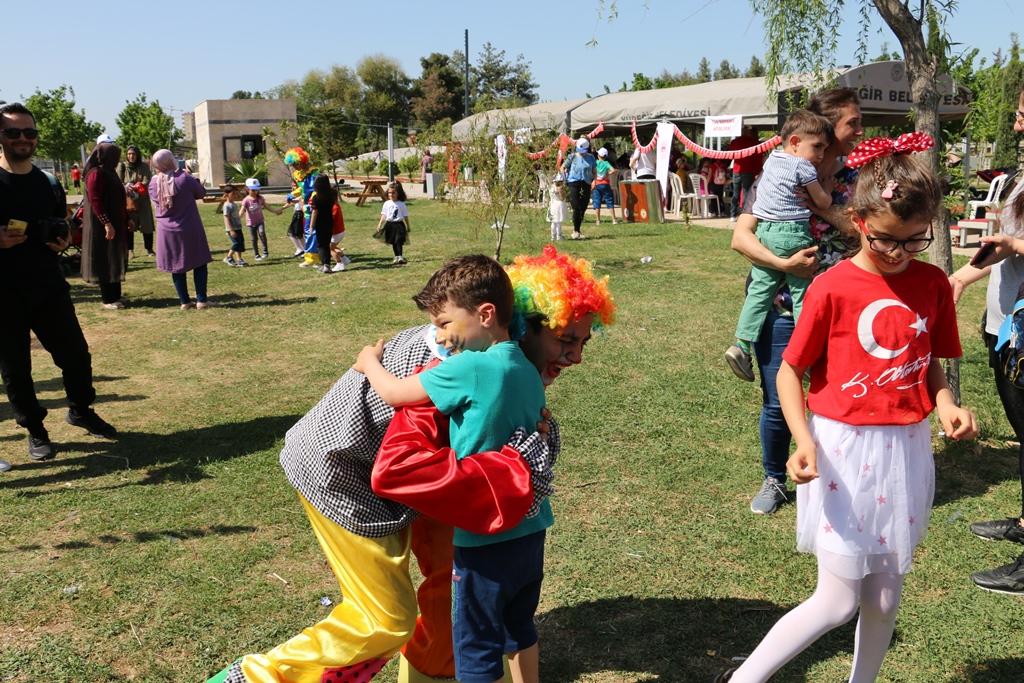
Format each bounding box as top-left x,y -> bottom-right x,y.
1,128 -> 39,140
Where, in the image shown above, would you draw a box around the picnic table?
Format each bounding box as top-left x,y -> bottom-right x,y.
353,179 -> 388,207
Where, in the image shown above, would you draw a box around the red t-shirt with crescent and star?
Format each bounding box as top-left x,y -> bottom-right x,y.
783,258 -> 962,425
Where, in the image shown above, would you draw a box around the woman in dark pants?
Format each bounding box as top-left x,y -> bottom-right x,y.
730,89 -> 864,514
949,82 -> 1024,593
82,141 -> 130,309
561,136 -> 596,240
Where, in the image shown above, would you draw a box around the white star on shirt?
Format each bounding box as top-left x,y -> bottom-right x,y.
909,314 -> 929,338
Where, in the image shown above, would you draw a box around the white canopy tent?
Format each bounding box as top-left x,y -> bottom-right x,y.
450,62 -> 971,139
451,98 -> 590,140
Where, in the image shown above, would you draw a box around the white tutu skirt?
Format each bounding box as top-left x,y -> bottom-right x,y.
796,415 -> 935,579
547,199 -> 568,223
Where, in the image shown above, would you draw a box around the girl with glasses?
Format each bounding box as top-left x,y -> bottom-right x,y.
715,135 -> 979,683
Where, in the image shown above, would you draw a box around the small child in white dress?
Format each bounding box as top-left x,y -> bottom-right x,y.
546,173 -> 568,241
716,133 -> 979,683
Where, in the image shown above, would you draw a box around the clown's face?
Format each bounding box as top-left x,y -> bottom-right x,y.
519,313 -> 594,387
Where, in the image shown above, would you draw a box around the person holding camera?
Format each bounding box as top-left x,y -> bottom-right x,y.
0,103 -> 117,471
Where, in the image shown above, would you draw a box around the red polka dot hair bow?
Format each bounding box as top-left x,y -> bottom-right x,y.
845,131 -> 934,169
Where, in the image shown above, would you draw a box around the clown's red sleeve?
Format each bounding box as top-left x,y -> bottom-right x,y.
371,402 -> 533,535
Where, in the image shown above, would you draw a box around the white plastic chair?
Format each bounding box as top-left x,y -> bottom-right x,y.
668,173 -> 696,216
535,170 -> 549,204
968,173 -> 1008,219
688,173 -> 721,218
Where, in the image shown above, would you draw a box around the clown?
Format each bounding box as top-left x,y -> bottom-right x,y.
207,246 -> 615,683
284,147 -> 320,266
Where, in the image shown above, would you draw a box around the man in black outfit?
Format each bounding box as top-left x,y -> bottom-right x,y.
0,102 -> 116,472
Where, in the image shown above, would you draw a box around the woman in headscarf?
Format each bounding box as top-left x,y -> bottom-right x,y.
82,141 -> 130,309
117,144 -> 155,257
148,149 -> 215,309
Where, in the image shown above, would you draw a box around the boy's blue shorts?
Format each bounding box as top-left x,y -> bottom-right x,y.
227,231 -> 245,252
452,530 -> 545,683
592,183 -> 614,208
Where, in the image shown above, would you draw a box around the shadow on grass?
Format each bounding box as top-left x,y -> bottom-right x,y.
948,657 -> 1024,683
934,438 -> 1022,508
0,393 -> 147,425
0,414 -> 301,493
538,596 -> 855,683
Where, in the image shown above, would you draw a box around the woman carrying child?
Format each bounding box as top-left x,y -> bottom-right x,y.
374,181 -> 410,265
714,135 -> 979,683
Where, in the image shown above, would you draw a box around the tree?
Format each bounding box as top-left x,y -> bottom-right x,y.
230,90 -> 264,99
116,94 -> 180,156
22,85 -> 102,163
993,36 -> 1024,168
696,58 -> 713,83
472,42 -> 539,111
629,73 -> 655,91
411,53 -> 464,125
713,59 -> 741,81
356,54 -> 412,151
744,56 -> 766,78
446,116 -> 551,261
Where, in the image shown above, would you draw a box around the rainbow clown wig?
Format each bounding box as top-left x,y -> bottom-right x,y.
506,245 -> 616,340
283,147 -> 309,167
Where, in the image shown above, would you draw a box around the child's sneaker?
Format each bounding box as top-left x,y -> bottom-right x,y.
332,262 -> 346,272
595,220 -> 601,225
223,257 -> 236,266
725,342 -> 755,382
263,252 -> 269,259
341,255 -> 351,265
236,259 -> 248,267
612,219 -> 618,225
293,249 -> 305,258
254,254 -> 265,261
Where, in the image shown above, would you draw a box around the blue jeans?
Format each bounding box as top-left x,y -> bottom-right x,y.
171,265 -> 208,305
753,309 -> 793,483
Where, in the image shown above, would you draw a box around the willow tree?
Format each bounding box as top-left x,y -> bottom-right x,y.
756,0 -> 963,397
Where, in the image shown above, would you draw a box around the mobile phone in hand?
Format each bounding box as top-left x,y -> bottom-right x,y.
970,241 -> 996,267
5,219 -> 27,236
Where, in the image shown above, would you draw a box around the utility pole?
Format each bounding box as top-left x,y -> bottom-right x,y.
464,29 -> 470,118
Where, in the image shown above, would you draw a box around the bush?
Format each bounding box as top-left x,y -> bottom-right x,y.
360,158 -> 376,177
225,154 -> 270,184
398,155 -> 420,182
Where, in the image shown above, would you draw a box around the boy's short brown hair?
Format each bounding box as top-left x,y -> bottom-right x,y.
781,109 -> 835,146
413,254 -> 514,327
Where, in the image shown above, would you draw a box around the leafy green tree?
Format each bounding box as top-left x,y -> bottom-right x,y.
713,59 -> 741,81
472,42 -> 538,111
744,56 -> 766,78
994,36 -> 1024,168
116,94 -> 180,156
696,58 -> 713,83
629,73 -> 655,91
230,90 -> 264,99
411,53 -> 464,125
22,85 -> 102,163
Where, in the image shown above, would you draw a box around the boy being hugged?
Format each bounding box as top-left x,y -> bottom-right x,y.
355,254 -> 550,683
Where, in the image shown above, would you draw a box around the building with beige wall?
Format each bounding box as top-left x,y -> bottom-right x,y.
194,99 -> 297,187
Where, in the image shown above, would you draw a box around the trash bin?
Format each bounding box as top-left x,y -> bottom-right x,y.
425,173 -> 444,199
620,180 -> 665,223
463,166 -> 473,182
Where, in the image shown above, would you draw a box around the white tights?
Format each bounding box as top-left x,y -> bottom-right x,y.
731,562 -> 905,683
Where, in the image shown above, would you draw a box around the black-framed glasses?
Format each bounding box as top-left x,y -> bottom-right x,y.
857,218 -> 933,253
1,127 -> 38,140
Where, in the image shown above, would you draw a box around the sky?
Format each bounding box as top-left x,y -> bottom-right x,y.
9,0 -> 1019,138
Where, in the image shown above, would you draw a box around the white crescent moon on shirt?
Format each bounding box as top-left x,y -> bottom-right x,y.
858,299 -> 912,360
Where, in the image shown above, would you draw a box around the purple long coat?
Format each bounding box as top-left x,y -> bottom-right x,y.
148,171 -> 212,274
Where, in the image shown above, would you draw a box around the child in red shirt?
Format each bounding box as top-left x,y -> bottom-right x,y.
717,135 -> 979,683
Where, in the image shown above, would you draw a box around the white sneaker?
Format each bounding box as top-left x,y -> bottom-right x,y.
612,219 -> 618,225
332,262 -> 346,272
396,256 -> 407,264
254,254 -> 265,261
595,220 -> 601,225
299,261 -> 315,267
341,255 -> 351,265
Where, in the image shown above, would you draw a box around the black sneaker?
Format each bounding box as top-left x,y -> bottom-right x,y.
65,409 -> 117,438
971,553 -> 1024,595
725,343 -> 755,382
969,517 -> 1024,544
28,434 -> 54,460
712,669 -> 736,683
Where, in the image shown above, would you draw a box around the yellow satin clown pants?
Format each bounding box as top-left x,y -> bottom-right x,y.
239,494 -> 418,683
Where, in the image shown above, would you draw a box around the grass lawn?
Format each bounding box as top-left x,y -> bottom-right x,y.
1,195 -> 1023,682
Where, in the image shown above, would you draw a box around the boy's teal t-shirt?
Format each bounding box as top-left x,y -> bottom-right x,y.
418,341 -> 553,547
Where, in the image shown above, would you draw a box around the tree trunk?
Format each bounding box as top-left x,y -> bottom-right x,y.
872,0 -> 959,398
